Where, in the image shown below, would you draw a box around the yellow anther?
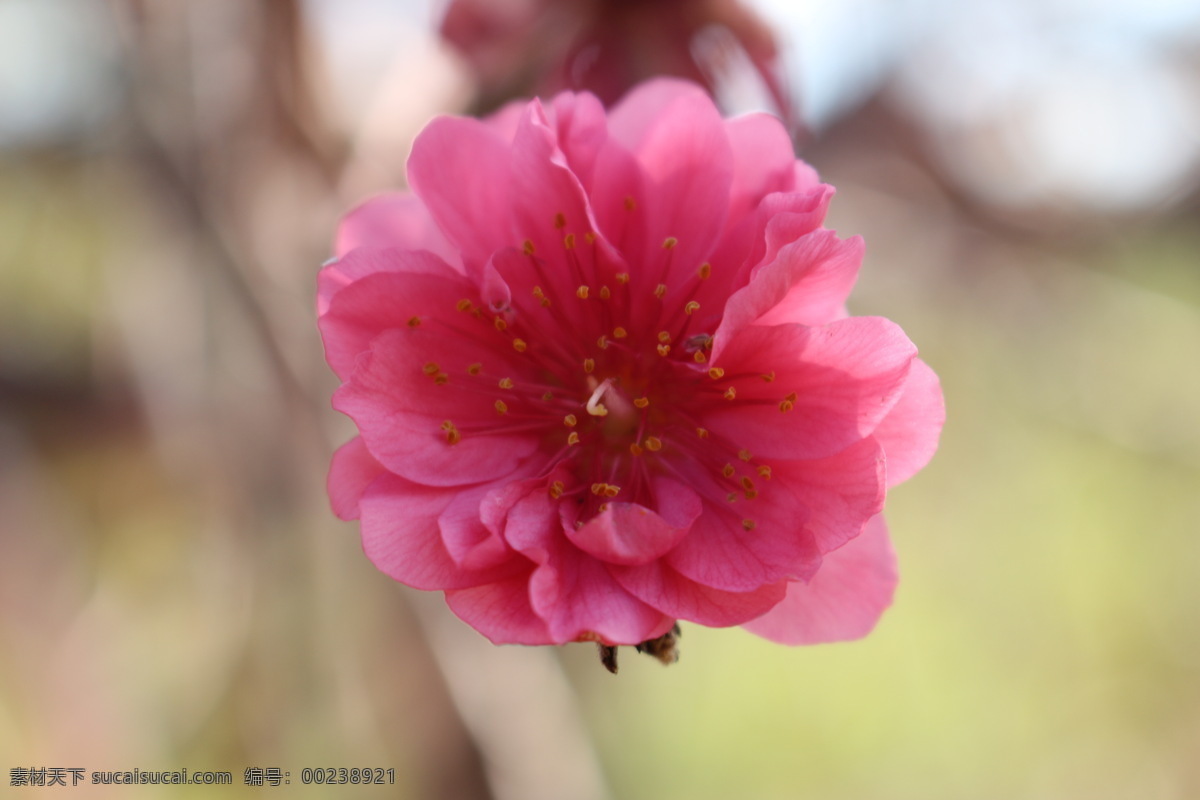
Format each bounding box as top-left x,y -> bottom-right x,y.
542,391 -> 554,401
577,285 -> 590,299
532,286 -> 546,299
739,449 -> 752,462
722,463 -> 736,478
616,273 -> 631,285
585,232 -> 597,244
708,367 -> 725,379
440,420 -> 461,445
744,490 -> 759,500
564,233 -> 576,249
644,437 -> 663,452
757,465 -> 772,479
494,400 -> 508,414
684,301 -> 700,315
693,351 -> 708,364
564,414 -> 577,427
654,283 -> 667,299
696,427 -> 709,439
434,373 -> 449,385
741,477 -> 755,492
540,297 -> 551,307
494,316 -> 507,331
591,483 -> 604,496
554,212 -> 566,229
727,492 -> 739,503
662,236 -> 678,250
779,391 -> 798,413
457,298 -> 474,312
761,371 -> 776,382
623,196 -> 636,210
422,362 -> 440,375
407,316 -> 421,327
567,431 -> 580,445
742,519 -> 756,531
587,403 -> 608,417
724,387 -> 737,400
467,363 -> 482,375
523,239 -> 535,255
633,397 -> 649,409
630,443 -> 644,456
596,335 -> 609,349
698,262 -> 712,280
657,331 -> 671,343
657,344 -> 671,356
549,481 -> 565,499
613,327 -> 628,339
498,377 -> 514,389
604,485 -> 621,498
599,286 -> 611,300
513,338 -> 528,352
583,358 -> 595,374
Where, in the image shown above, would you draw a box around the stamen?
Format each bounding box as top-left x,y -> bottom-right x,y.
512,338 -> 528,352
742,519 -> 756,531
583,358 -> 595,374
726,492 -> 739,503
693,351 -> 707,364
739,449 -> 752,462
498,378 -> 514,389
494,317 -> 507,331
554,212 -> 566,229
633,397 -> 649,408
422,362 -> 440,375
684,301 -> 700,315
780,391 -> 797,412
630,443 -> 644,456
564,233 -> 576,249
696,427 -> 709,438
723,387 -> 737,400
757,465 -> 772,479
549,481 -> 565,499
585,378 -> 612,416
616,273 -> 631,285
456,298 -> 474,312
740,477 -> 755,492
467,363 -> 482,375
697,263 -> 712,280
657,331 -> 671,343
654,284 -> 667,299
596,335 -> 609,349
599,286 -> 612,300
707,367 -> 725,379
761,371 -> 776,382
613,327 -> 628,339
657,344 -> 671,356
722,464 -> 735,478
523,240 -> 535,255
644,437 -> 663,452
564,414 -> 578,427
433,373 -> 449,385
440,420 -> 461,445
585,232 -> 597,244
567,432 -> 580,445
494,400 -> 508,414
407,316 -> 421,327
576,285 -> 590,299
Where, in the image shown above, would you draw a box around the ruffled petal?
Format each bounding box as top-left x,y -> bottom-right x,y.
317,249 -> 472,380
611,559 -> 787,628
333,192 -> 461,268
359,474 -> 525,590
705,318 -> 916,460
742,514 -> 897,645
723,112 -> 798,233
567,476 -> 700,566
444,572 -> 555,645
327,436 -> 387,521
407,115 -> 515,272
872,357 -> 945,487
333,329 -> 539,486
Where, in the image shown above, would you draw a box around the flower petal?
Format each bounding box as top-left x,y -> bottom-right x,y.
742,514 -> 897,644
567,477 -> 701,566
611,560 -> 787,628
872,357 -> 945,487
407,115 -> 515,272
706,318 -> 916,460
359,474 -> 524,590
333,191 -> 461,267
333,328 -> 539,486
318,249 -> 471,380
712,228 -> 862,359
444,572 -> 555,645
327,436 -> 387,521
723,112 -> 798,232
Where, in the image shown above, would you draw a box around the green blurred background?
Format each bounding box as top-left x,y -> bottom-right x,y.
2,0 -> 1198,798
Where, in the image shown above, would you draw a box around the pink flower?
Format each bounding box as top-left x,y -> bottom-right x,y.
319,79 -> 943,655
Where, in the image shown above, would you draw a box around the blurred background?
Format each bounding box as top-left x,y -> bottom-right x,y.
2,0 -> 1199,797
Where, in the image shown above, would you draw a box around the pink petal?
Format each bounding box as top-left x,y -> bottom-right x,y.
550,90 -> 609,189
603,78 -> 733,281
359,474 -> 525,590
712,228 -> 863,360
705,318 -> 916,460
567,477 -> 701,566
333,329 -> 539,486
407,115 -> 515,272
723,112 -> 798,233
327,436 -> 387,521
439,484 -> 518,572
333,192 -> 461,267
612,560 -> 788,628
317,249 -> 472,380
772,436 -> 886,554
529,544 -> 676,644
444,572 -> 555,645
742,514 -> 897,645
665,479 -> 821,592
872,357 -> 945,487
